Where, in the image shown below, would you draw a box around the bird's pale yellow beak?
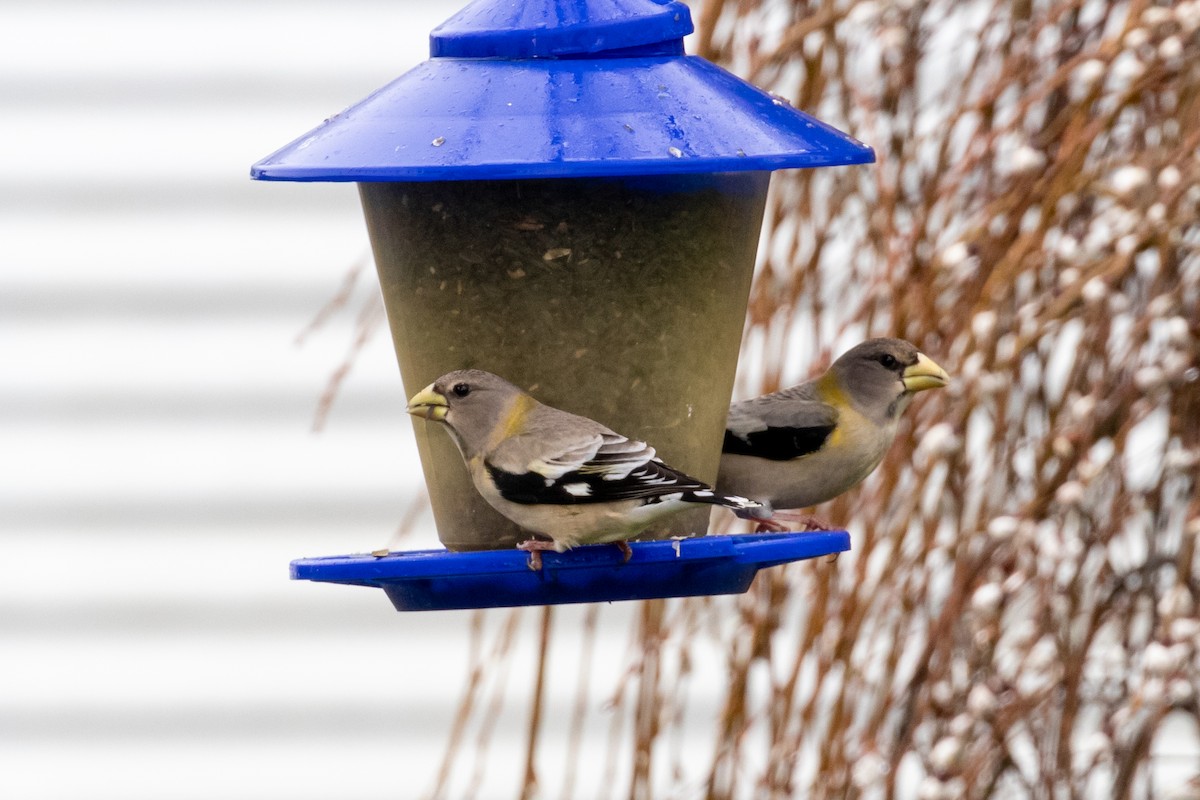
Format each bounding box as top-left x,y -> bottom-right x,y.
406,384 -> 449,422
903,353 -> 950,393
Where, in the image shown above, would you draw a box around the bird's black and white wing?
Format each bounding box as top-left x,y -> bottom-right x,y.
486,431 -> 767,517
723,385 -> 840,462
487,432 -> 696,504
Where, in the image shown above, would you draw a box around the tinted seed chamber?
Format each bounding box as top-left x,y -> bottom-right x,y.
361,173 -> 769,551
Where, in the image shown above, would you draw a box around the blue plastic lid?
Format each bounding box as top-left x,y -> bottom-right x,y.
431,0 -> 694,58
250,0 -> 874,182
290,532 -> 850,611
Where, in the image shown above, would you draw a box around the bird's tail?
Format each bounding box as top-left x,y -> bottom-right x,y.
682,489 -> 774,520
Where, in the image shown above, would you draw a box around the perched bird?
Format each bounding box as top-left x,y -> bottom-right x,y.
717,338 -> 949,526
407,369 -> 771,568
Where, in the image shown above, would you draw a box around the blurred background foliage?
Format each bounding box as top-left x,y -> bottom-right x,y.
681,0 -> 1200,797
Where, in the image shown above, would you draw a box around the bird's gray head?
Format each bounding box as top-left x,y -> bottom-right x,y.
406,369 -> 532,458
826,338 -> 949,424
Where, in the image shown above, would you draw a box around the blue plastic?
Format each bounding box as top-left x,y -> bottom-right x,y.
430,0 -> 694,58
250,0 -> 874,182
290,532 -> 850,611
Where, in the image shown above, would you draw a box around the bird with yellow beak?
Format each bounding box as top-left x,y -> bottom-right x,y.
407,369 -> 771,567
717,338 -> 949,524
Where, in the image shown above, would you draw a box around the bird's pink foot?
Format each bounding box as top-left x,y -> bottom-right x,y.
793,514 -> 832,532
756,512 -> 834,533
614,540 -> 633,563
517,538 -> 558,571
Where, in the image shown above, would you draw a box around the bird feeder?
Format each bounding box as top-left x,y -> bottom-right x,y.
253,0 -> 871,607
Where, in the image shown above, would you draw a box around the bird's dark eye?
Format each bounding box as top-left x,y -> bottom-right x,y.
879,354 -> 898,369
452,382 -> 471,398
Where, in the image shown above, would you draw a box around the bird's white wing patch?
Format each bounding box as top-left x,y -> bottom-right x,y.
578,434 -> 657,481
525,434 -> 606,482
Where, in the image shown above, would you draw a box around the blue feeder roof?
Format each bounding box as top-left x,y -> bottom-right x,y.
251,0 -> 874,182
291,532 -> 851,611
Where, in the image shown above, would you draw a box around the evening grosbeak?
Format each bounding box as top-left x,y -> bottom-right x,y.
407,369 -> 770,567
717,338 -> 949,525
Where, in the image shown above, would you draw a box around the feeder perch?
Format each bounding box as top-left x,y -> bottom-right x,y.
253,0 -> 870,607
292,532 -> 851,611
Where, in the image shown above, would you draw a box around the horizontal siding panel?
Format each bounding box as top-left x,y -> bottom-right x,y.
0,321 -> 400,394
2,2 -> 459,87
3,109 -> 369,189
1,605 -> 646,711
0,495 -> 415,534
0,178 -> 364,214
0,740 -> 503,800
1,210 -> 370,282
0,388 -> 398,423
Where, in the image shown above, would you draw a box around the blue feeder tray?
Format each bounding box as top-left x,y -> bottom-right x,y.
291,532 -> 849,611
